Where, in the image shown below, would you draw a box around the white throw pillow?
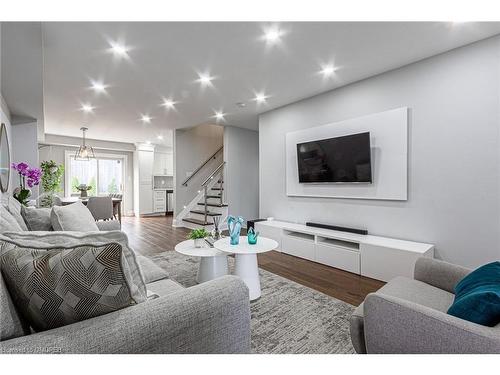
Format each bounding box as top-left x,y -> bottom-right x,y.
6,197 -> 28,231
21,206 -> 53,231
0,205 -> 23,233
50,202 -> 99,232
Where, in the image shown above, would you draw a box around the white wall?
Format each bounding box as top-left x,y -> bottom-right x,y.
0,24 -> 11,199
39,135 -> 135,215
223,126 -> 259,224
0,94 -> 12,199
174,124 -> 224,216
259,35 -> 500,268
11,121 -> 39,197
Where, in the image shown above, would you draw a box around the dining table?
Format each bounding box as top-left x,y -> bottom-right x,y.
59,196 -> 123,223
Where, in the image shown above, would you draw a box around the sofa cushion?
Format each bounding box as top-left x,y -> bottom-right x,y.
50,202 -> 99,231
146,278 -> 184,297
447,261 -> 500,327
137,255 -> 169,283
350,276 -> 455,353
0,205 -> 22,233
21,206 -> 53,231
96,220 -> 121,231
1,231 -> 148,304
376,276 -> 455,312
6,196 -> 29,231
0,272 -> 29,341
0,241 -> 138,332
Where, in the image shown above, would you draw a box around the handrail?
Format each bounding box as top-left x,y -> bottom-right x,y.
181,146 -> 223,186
201,162 -> 225,187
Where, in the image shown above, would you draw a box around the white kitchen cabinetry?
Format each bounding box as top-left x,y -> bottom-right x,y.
153,151 -> 173,176
153,190 -> 167,213
134,144 -> 155,216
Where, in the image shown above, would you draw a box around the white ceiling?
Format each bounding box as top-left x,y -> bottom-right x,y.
42,22 -> 500,145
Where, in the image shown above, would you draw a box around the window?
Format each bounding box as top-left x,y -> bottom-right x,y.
66,153 -> 124,197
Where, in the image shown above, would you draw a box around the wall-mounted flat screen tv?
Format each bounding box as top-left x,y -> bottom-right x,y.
296,132 -> 372,183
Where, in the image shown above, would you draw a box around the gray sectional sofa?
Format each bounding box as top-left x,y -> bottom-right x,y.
0,196 -> 251,354
350,257 -> 500,354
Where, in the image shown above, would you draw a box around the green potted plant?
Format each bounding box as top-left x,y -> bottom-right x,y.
40,160 -> 64,207
188,228 -> 209,248
75,184 -> 92,198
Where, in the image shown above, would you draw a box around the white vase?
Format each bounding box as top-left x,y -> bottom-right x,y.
194,238 -> 205,248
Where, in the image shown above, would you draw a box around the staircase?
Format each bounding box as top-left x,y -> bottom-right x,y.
183,179 -> 227,227
177,147 -> 228,229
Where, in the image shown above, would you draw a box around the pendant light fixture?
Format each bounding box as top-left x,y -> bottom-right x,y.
75,127 -> 95,161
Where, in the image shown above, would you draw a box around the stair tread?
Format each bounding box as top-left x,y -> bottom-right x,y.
206,195 -> 222,198
211,187 -> 224,190
183,218 -> 211,226
197,202 -> 228,207
190,210 -> 222,216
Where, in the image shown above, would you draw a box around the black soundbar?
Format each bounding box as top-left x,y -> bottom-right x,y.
306,222 -> 368,235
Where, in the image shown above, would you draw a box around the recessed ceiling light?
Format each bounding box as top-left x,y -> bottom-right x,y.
162,98 -> 176,109
157,135 -> 164,141
320,64 -> 337,78
197,73 -> 214,86
263,28 -> 283,44
254,93 -> 268,104
110,42 -> 129,57
236,102 -> 246,108
213,111 -> 225,121
90,80 -> 107,93
140,115 -> 152,124
80,103 -> 94,113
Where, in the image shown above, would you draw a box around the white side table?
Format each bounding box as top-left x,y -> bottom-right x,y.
214,236 -> 278,300
175,239 -> 229,283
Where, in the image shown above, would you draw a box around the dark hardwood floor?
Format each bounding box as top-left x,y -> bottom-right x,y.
121,215 -> 385,306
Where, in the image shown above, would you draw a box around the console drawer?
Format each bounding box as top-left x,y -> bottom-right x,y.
281,233 -> 315,261
316,243 -> 360,274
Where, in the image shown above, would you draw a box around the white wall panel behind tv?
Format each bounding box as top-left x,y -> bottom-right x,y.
285,107 -> 408,200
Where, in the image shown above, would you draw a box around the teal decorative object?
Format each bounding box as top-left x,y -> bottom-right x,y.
247,227 -> 259,245
447,261 -> 500,327
227,215 -> 244,245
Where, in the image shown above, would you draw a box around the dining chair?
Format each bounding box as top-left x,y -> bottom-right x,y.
108,193 -> 123,220
86,196 -> 114,221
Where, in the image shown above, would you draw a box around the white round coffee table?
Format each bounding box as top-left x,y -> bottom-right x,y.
214,236 -> 278,300
175,239 -> 229,283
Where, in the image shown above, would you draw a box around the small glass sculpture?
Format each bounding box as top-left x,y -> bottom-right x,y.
247,227 -> 259,245
227,215 -> 244,245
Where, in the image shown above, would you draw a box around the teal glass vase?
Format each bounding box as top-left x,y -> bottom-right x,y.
227,215 -> 244,245
247,227 -> 259,245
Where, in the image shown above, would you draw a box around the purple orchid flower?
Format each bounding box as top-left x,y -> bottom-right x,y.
27,167 -> 42,187
11,163 -> 43,205
15,162 -> 30,176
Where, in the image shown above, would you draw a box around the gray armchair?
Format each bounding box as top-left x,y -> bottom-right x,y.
350,257 -> 500,354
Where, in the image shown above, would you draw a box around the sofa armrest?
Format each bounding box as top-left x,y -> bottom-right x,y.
0,275 -> 250,354
414,257 -> 471,293
364,293 -> 500,354
96,220 -> 121,231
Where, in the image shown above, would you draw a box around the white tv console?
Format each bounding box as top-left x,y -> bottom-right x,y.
254,220 -> 434,282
